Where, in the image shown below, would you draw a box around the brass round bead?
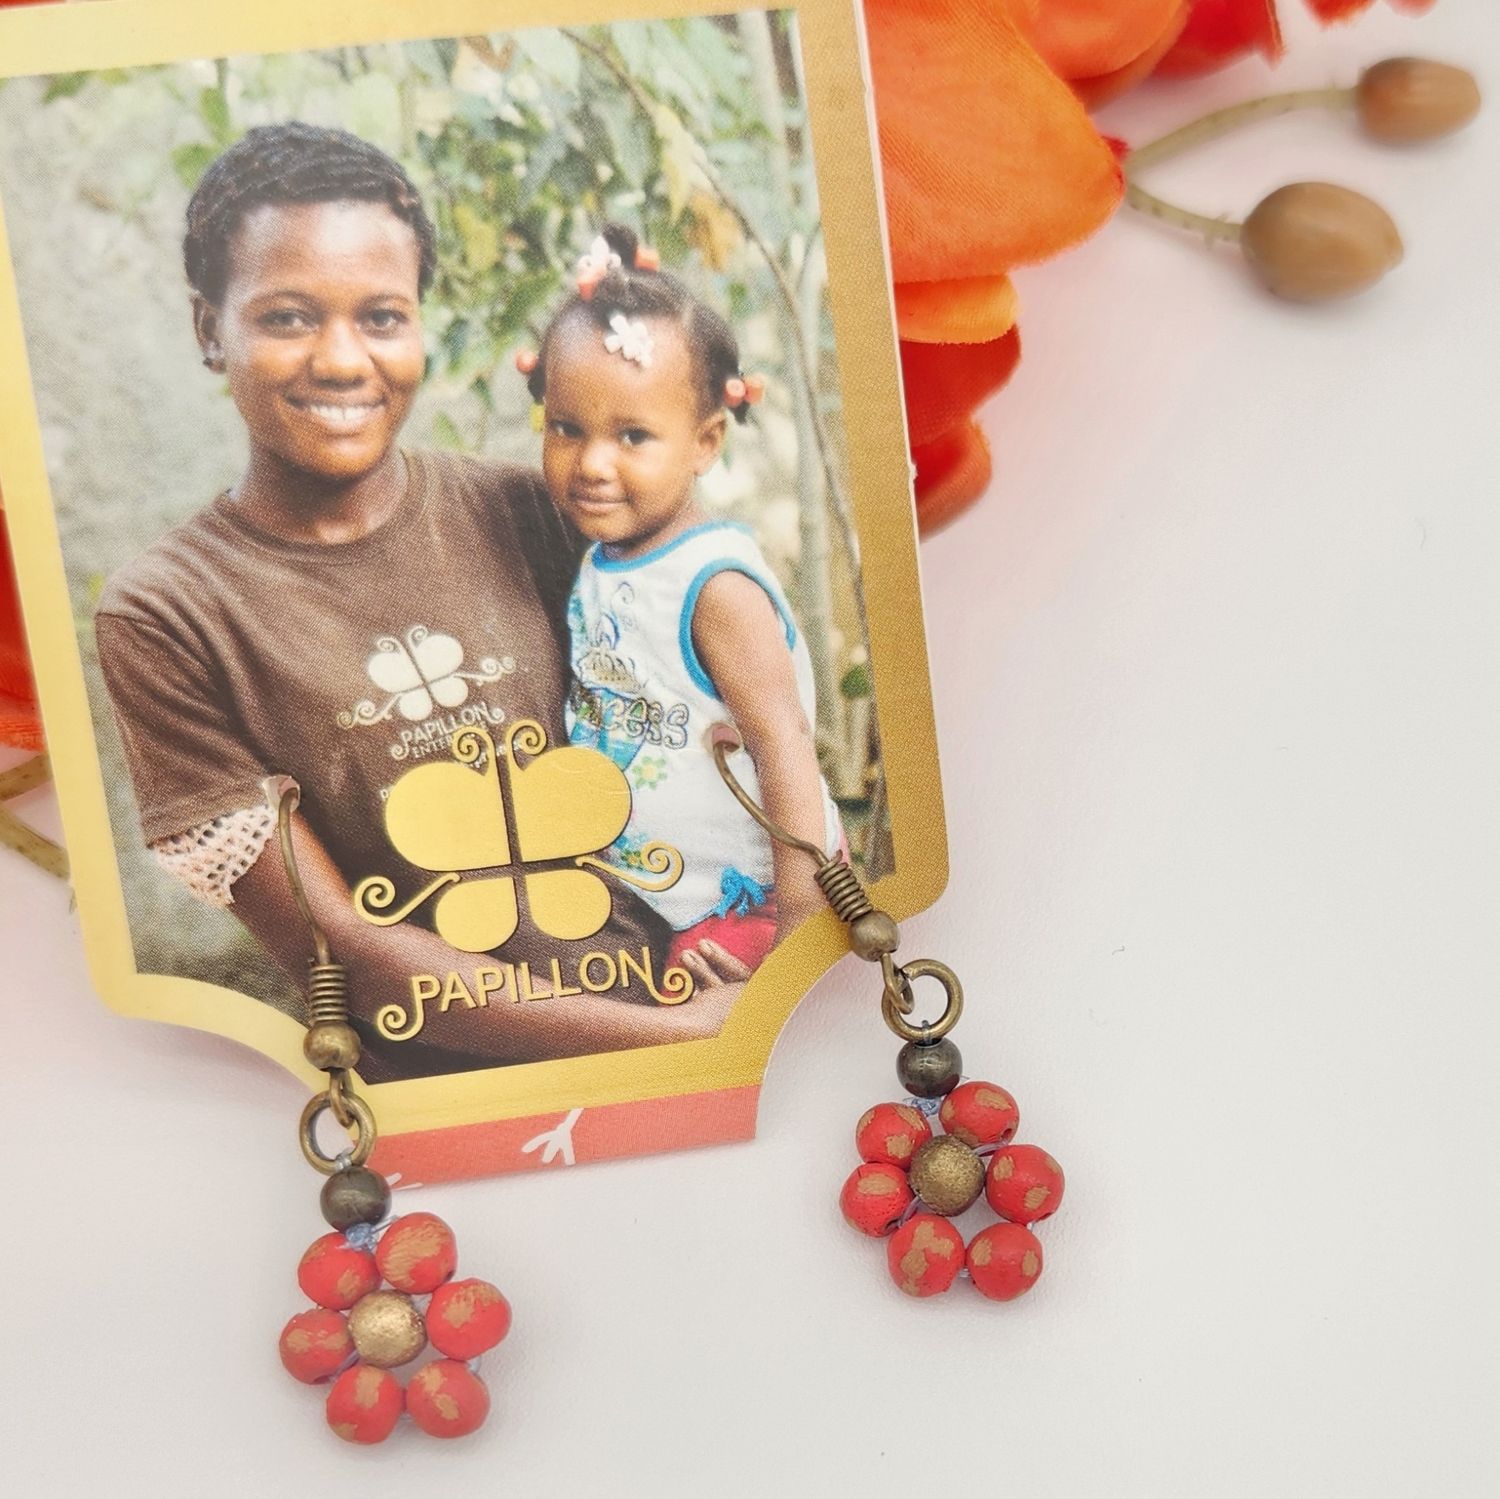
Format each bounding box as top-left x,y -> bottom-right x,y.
320,1166 -> 391,1230
896,1036 -> 962,1098
348,1290 -> 426,1369
304,1021 -> 362,1071
849,910 -> 900,961
909,1134 -> 985,1216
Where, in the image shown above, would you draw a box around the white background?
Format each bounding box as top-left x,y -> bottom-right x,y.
2,4 -> 1497,1495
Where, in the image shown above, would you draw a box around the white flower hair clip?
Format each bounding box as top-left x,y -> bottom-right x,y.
576,235 -> 623,300
603,311 -> 655,369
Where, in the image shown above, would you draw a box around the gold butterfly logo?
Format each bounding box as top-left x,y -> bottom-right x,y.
352,722 -> 681,953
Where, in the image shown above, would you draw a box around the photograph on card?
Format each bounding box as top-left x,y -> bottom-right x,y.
0,9 -> 900,1082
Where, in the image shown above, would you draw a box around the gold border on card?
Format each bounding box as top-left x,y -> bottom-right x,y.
0,0 -> 946,1137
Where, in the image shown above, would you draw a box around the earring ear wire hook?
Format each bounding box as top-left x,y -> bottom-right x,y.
709,725 -> 932,1026
264,776 -> 370,1146
710,728 -> 829,867
268,777 -> 332,967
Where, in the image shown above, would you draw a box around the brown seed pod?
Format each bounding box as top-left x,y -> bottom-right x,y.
1357,58 -> 1481,145
1240,182 -> 1403,302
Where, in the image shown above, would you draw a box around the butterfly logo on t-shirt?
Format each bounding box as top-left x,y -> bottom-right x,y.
352,720 -> 683,957
337,625 -> 513,729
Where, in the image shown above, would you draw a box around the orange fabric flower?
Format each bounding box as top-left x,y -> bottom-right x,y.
900,331 -> 1023,450
1026,0 -> 1189,79
876,0 -> 1444,531
1155,0 -> 1284,76
867,0 -> 1127,526
1158,2 -> 1436,79
895,276 -> 1018,346
911,422 -> 996,534
1070,4 -> 1194,108
1306,0 -> 1436,20
868,0 -> 1123,285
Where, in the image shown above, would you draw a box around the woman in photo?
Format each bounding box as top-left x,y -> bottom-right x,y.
94,122 -> 749,1075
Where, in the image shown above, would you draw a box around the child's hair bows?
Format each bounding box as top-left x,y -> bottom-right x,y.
603,312 -> 655,368
575,235 -> 623,301
724,372 -> 765,409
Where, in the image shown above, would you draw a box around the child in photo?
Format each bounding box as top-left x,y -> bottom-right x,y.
523,225 -> 842,973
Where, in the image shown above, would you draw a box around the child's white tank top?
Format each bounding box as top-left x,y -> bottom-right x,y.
564,520 -> 841,931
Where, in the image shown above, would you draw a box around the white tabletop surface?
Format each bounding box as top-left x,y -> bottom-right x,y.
3,4 -> 1497,1495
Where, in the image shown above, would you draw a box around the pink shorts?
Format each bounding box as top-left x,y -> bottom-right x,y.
667,902 -> 779,974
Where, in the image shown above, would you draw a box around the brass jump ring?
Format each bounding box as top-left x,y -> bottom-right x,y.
299,1089 -> 376,1175
880,958 -> 964,1044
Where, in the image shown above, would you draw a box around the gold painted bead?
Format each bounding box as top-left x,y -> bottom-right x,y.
908,1134 -> 985,1216
304,1021 -> 362,1071
347,1290 -> 426,1369
849,910 -> 900,961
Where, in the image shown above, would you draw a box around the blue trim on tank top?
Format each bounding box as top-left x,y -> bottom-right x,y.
714,868 -> 771,917
591,519 -> 753,572
678,560 -> 797,699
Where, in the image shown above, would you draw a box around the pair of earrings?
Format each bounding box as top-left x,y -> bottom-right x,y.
275,745 -> 1066,1443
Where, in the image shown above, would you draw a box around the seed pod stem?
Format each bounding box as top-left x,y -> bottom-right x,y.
1123,181 -> 1242,244
1126,87 -> 1355,174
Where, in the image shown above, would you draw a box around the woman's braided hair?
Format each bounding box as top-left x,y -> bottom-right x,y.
527,224 -> 750,424
183,122 -> 437,304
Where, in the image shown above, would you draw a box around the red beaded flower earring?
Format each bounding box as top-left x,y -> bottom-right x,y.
270,784 -> 512,1441
712,736 -> 1066,1301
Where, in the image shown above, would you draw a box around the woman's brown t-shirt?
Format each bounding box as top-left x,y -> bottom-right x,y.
94,446 -> 667,974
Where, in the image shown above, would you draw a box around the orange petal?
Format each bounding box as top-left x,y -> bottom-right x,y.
1306,0 -> 1436,16
866,0 -> 1122,282
996,0 -> 1042,26
1071,2 -> 1192,108
1154,0 -> 1283,77
0,693 -> 43,752
1028,0 -> 1187,80
895,276 -> 1019,345
914,422 -> 993,533
900,329 -> 1021,448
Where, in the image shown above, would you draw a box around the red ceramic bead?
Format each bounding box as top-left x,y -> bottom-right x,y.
855,1102 -> 932,1167
325,1363 -> 403,1444
838,1162 -> 914,1238
966,1222 -> 1044,1301
985,1144 -> 1065,1224
279,1307 -> 354,1384
427,1279 -> 512,1360
885,1212 -> 965,1298
298,1233 -> 381,1311
406,1358 -> 491,1438
939,1081 -> 1020,1149
376,1213 -> 458,1294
